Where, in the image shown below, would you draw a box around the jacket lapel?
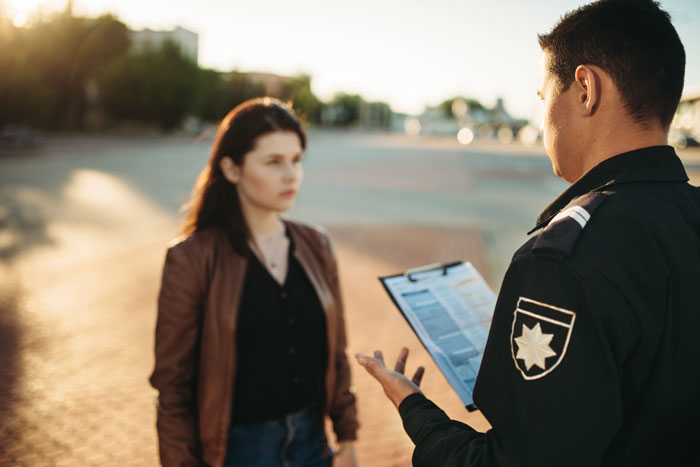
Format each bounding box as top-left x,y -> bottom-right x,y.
287,222 -> 338,387
216,231 -> 248,334
289,225 -> 336,323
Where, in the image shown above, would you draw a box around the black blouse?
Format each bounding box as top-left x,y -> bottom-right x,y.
231,233 -> 328,424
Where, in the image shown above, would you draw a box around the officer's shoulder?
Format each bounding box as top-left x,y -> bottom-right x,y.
532,184 -> 682,262
532,192 -> 608,258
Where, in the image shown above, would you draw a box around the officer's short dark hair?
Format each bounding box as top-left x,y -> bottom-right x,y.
538,0 -> 685,129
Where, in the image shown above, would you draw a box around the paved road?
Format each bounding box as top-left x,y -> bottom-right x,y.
1,131 -> 698,466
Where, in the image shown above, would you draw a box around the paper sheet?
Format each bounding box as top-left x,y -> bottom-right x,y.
380,262 -> 496,410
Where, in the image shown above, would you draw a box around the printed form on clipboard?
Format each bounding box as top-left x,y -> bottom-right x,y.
379,261 -> 496,411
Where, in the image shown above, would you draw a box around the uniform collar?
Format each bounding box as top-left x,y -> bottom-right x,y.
529,145 -> 688,234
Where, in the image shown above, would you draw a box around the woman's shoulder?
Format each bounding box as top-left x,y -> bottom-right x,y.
285,219 -> 333,250
166,226 -> 229,258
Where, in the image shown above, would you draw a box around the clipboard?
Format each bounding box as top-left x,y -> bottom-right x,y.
379,261 -> 496,411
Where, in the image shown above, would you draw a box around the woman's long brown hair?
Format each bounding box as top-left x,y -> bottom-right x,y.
182,97 -> 306,255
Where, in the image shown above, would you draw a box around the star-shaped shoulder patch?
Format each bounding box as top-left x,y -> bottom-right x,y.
514,323 -> 557,371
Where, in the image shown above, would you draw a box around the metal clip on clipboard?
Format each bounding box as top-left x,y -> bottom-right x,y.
403,261 -> 462,282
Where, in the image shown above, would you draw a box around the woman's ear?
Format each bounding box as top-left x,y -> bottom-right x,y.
574,65 -> 600,116
220,156 -> 241,183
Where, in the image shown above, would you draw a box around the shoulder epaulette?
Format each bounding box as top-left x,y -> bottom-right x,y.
533,192 -> 607,257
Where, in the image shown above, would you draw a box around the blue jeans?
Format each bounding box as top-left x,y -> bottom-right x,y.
207,405 -> 333,467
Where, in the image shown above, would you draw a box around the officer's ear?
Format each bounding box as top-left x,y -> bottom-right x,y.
573,65 -> 600,117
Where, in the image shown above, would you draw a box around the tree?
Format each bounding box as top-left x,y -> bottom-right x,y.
360,101 -> 393,129
22,8 -> 130,128
191,70 -> 267,123
192,69 -> 229,122
98,40 -> 199,130
280,74 -> 322,124
0,23 -> 55,127
226,72 -> 267,111
326,92 -> 364,126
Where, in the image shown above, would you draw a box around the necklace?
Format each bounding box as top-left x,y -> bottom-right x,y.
251,240 -> 285,269
267,249 -> 282,269
250,225 -> 288,273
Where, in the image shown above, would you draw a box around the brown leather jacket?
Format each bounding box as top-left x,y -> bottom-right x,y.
149,220 -> 358,467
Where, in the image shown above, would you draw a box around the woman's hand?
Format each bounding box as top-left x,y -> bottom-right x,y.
355,347 -> 425,409
333,441 -> 358,467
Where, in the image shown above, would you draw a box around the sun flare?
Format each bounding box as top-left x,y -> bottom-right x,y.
6,0 -> 63,26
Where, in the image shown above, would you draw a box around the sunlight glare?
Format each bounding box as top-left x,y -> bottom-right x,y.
497,126 -> 514,144
517,125 -> 540,145
12,11 -> 27,26
7,0 -> 59,27
457,128 -> 474,145
451,98 -> 468,118
64,169 -> 146,213
62,169 -> 172,229
404,118 -> 421,136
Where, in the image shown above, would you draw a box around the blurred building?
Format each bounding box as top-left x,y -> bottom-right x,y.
322,99 -> 392,129
415,107 -> 460,135
130,26 -> 198,64
408,97 -> 529,143
359,101 -> 392,129
671,89 -> 700,148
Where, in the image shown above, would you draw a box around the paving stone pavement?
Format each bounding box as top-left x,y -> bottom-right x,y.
0,224 -> 492,467
2,134 -> 698,467
329,226 -> 492,467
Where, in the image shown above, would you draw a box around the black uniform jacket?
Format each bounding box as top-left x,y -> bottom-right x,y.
399,146 -> 700,466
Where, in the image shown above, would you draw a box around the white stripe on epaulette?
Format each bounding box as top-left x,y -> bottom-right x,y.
550,205 -> 591,228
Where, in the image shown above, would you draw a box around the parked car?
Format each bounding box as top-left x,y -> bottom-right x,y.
0,125 -> 42,150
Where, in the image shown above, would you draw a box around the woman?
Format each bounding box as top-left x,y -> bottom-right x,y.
150,98 -> 358,467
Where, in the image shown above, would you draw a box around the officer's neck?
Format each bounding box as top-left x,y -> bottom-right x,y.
573,119 -> 668,183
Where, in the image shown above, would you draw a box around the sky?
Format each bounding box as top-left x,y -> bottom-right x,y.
3,0 -> 700,120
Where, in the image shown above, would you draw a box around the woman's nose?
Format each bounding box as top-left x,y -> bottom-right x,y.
282,163 -> 300,180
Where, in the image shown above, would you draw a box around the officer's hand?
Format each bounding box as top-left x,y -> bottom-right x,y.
356,347 -> 425,409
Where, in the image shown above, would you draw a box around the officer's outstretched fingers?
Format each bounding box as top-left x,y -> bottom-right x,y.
374,350 -> 385,367
412,366 -> 425,387
356,353 -> 385,380
394,347 -> 409,374
356,351 -> 423,409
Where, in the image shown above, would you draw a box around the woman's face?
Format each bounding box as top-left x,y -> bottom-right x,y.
221,130 -> 303,215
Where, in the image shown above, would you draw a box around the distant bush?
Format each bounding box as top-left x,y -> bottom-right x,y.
0,8 -> 374,131
192,70 -> 267,123
0,28 -> 55,127
97,40 -> 199,130
0,10 -> 130,128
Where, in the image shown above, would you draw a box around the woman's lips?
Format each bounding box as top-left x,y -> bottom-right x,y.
280,189 -> 297,198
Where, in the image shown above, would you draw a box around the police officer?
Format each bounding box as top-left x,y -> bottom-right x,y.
357,1 -> 700,465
